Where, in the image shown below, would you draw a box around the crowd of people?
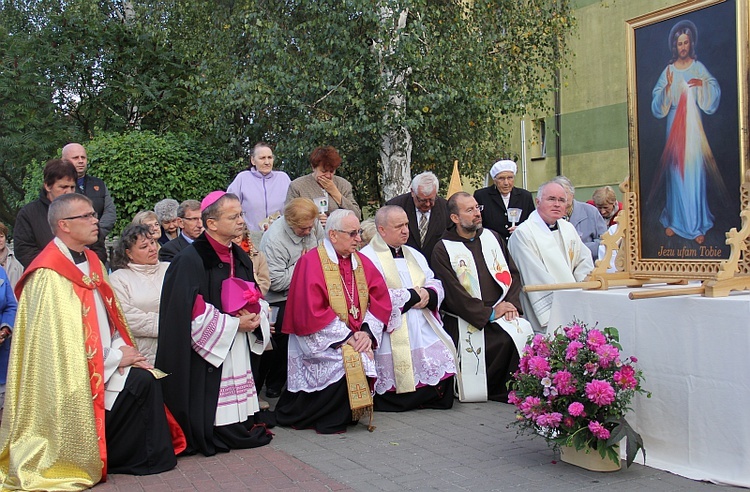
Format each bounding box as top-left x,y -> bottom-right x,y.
0,141 -> 622,489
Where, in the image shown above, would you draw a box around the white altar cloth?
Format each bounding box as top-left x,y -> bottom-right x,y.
548,285 -> 750,487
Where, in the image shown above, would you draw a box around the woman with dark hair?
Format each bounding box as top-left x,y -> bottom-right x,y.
228,142 -> 291,232
109,224 -> 169,365
285,146 -> 361,226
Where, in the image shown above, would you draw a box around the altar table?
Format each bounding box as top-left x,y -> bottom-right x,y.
548,285 -> 750,487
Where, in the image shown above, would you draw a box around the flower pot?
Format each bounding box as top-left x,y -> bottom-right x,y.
560,444 -> 621,472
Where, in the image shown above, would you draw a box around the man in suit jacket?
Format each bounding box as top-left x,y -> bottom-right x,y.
386,172 -> 451,265
159,200 -> 203,262
474,160 -> 535,241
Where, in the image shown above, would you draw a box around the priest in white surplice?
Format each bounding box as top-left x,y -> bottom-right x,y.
360,205 -> 457,412
508,181 -> 594,333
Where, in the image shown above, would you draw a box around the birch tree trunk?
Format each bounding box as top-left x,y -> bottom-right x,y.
377,6 -> 412,202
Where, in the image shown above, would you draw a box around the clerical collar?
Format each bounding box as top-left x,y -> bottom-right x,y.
68,247 -> 88,264
205,232 -> 232,264
548,222 -> 559,231
388,245 -> 404,258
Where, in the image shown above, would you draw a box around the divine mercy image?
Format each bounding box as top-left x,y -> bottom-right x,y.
650,19 -> 725,245
636,0 -> 740,262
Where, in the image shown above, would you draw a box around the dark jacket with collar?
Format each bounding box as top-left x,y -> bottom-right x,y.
13,190 -> 54,268
76,174 -> 116,264
474,185 -> 535,241
159,234 -> 191,262
386,192 -> 452,266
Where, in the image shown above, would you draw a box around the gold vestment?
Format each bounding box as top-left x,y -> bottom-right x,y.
0,268 -> 101,490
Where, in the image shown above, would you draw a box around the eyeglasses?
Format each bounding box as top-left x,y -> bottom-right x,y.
209,212 -> 245,221
414,195 -> 436,205
182,216 -> 202,222
463,205 -> 484,214
63,211 -> 98,221
336,229 -> 363,238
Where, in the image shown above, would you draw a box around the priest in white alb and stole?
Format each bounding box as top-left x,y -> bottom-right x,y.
360,205 -> 457,412
508,180 -> 594,333
431,192 -> 533,403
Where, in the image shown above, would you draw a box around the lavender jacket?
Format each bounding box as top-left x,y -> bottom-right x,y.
227,169 -> 291,231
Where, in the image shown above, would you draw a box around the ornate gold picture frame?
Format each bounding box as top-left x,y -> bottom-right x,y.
625,0 -> 749,279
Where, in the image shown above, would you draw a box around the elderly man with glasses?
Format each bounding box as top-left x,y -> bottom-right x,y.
431,192 -> 532,403
386,171 -> 451,265
508,181 -> 594,333
159,199 -> 204,262
276,209 -> 392,434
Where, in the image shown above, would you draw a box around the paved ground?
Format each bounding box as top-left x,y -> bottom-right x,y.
93,396 -> 744,492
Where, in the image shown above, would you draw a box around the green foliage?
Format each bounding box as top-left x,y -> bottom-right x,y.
2,0 -> 576,225
84,132 -> 242,235
167,0 -> 575,203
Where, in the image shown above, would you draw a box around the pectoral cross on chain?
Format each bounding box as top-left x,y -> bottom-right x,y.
349,304 -> 360,318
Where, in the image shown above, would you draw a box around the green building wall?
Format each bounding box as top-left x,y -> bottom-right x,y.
510,0 -> 680,201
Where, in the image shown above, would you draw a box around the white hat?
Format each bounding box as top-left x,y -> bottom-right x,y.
490,160 -> 517,178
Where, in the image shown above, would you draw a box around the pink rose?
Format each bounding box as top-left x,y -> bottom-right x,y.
520,396 -> 544,419
565,341 -> 584,361
586,329 -> 606,349
527,356 -> 550,378
552,370 -> 577,396
614,365 -> 638,390
588,420 -> 611,440
518,355 -> 530,374
508,391 -> 521,405
536,412 -> 563,428
564,323 -> 583,340
585,379 -> 616,406
595,344 -> 620,368
568,402 -> 585,417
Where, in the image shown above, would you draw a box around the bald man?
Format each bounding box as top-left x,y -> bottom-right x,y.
61,143 -> 116,264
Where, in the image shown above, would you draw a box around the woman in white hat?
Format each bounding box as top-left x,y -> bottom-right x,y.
473,160 -> 535,241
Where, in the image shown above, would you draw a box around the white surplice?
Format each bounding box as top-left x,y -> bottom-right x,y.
508,211 -> 593,332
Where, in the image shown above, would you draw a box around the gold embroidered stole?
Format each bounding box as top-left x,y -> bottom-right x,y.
370,235 -> 426,393
317,245 -> 368,323
317,246 -> 374,429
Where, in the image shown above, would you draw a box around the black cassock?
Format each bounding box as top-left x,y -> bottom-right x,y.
156,233 -> 272,456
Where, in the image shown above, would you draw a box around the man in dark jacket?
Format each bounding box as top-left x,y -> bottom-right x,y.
159,200 -> 204,262
13,159 -> 77,267
62,143 -> 116,264
386,172 -> 451,265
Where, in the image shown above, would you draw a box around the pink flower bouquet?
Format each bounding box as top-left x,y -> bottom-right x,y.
509,319 -> 649,467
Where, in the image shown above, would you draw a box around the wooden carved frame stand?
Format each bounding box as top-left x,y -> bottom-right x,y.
524,173 -> 750,300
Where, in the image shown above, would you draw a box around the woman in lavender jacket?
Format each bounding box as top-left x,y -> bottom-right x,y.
228,142 -> 291,232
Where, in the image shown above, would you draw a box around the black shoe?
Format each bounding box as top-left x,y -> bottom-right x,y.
265,388 -> 282,399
